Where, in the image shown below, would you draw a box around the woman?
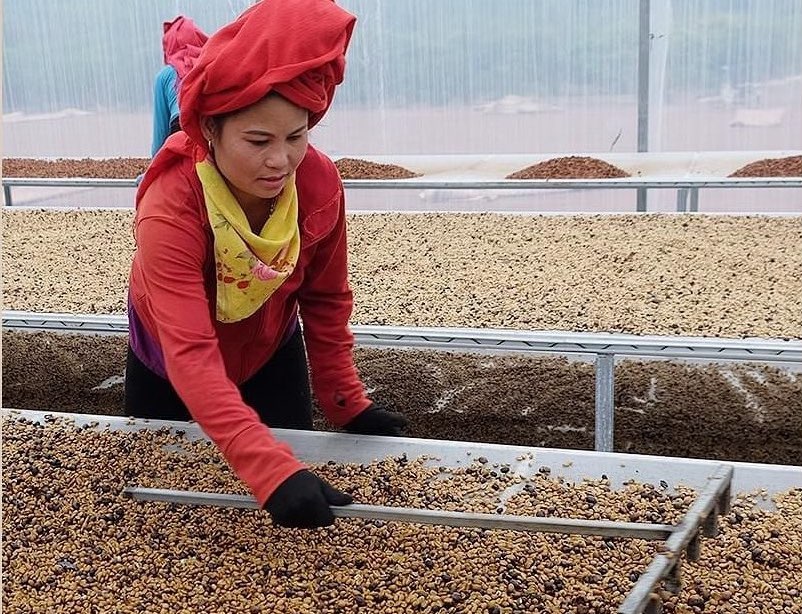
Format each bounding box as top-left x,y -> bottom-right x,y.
126,0 -> 407,529
151,15 -> 207,156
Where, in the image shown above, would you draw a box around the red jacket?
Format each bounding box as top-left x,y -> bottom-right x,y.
129,143 -> 371,506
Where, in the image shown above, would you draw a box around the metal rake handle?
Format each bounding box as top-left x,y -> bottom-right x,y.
123,486 -> 674,540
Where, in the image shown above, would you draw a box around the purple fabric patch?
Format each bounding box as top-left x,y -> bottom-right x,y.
128,294 -> 299,380
280,315 -> 299,346
127,296 -> 168,379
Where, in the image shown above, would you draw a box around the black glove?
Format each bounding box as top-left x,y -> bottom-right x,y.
264,470 -> 352,528
345,404 -> 408,436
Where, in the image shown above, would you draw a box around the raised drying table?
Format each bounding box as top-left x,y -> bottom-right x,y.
4,309 -> 801,454
4,175 -> 801,212
4,150 -> 801,212
4,408 -> 800,613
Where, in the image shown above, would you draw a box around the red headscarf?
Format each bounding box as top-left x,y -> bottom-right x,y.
162,16 -> 208,80
179,0 -> 356,153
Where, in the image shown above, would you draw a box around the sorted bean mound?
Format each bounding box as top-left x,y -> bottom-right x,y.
4,417 -> 801,613
729,155 -> 802,178
3,211 -> 802,339
2,157 -> 150,179
506,156 -> 630,179
334,157 -> 421,179
4,332 -> 802,465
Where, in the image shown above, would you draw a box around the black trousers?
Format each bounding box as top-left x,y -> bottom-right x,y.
125,327 -> 313,430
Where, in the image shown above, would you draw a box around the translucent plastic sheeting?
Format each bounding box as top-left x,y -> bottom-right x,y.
3,1 -> 801,157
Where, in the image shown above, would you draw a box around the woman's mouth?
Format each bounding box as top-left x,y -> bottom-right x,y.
258,175 -> 286,189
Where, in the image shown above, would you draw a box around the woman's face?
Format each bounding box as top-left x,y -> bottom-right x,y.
202,94 -> 309,208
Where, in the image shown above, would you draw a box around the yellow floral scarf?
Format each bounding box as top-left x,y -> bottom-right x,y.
196,160 -> 300,323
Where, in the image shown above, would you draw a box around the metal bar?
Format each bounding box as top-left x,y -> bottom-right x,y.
619,464 -> 734,614
4,311 -> 800,363
689,187 -> 699,212
675,188 -> 688,212
3,184 -> 12,206
3,177 -> 801,190
122,486 -> 675,540
637,0 -> 651,154
636,187 -> 648,212
595,355 -> 616,452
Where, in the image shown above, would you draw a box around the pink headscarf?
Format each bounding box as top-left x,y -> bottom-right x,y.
162,16 -> 208,80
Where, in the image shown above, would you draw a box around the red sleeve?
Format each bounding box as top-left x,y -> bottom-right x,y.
298,189 -> 372,427
134,192 -> 305,507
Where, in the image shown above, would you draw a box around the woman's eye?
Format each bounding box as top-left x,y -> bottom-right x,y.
288,135 -> 304,142
248,140 -> 269,146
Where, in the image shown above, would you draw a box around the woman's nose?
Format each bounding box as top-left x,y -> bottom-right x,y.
265,144 -> 290,170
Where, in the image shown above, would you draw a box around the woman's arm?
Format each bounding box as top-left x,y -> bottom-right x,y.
151,67 -> 175,157
297,190 -> 372,427
134,204 -> 305,506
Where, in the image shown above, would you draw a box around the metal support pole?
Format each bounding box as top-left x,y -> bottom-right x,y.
3,184 -> 12,207
595,354 -> 615,452
636,0 -> 651,213
636,188 -> 648,212
689,187 -> 699,212
676,188 -> 689,212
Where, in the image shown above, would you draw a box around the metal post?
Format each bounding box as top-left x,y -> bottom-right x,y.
636,0 -> 651,213
689,187 -> 699,212
636,188 -> 648,213
3,184 -> 12,206
638,0 -> 651,152
594,354 -> 615,452
676,188 -> 689,212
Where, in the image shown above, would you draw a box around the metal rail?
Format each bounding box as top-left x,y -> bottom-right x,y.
4,176 -> 801,191
3,176 -> 801,213
5,409 -> 798,496
4,311 -> 799,362
4,310 -> 800,455
123,486 -> 675,539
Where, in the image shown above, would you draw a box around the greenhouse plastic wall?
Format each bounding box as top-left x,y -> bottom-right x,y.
4,0 -> 801,158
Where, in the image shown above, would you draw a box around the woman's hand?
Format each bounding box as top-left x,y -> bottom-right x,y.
345,404 -> 408,436
264,470 -> 352,528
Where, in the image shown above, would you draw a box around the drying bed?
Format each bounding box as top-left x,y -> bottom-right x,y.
3,330 -> 801,466
2,157 -> 150,179
3,210 -> 801,339
3,409 -> 801,613
4,151 -> 802,180
506,156 -> 630,179
334,158 -> 421,179
729,155 -> 802,178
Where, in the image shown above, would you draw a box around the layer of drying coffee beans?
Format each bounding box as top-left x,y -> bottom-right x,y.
3,210 -> 801,339
6,155 -> 801,180
729,155 -> 802,178
334,157 -> 421,179
2,157 -> 150,179
3,417 -> 801,613
506,156 -> 630,179
4,332 -> 801,466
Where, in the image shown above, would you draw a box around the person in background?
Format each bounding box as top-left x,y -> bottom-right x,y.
126,0 -> 407,529
151,16 -> 208,156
